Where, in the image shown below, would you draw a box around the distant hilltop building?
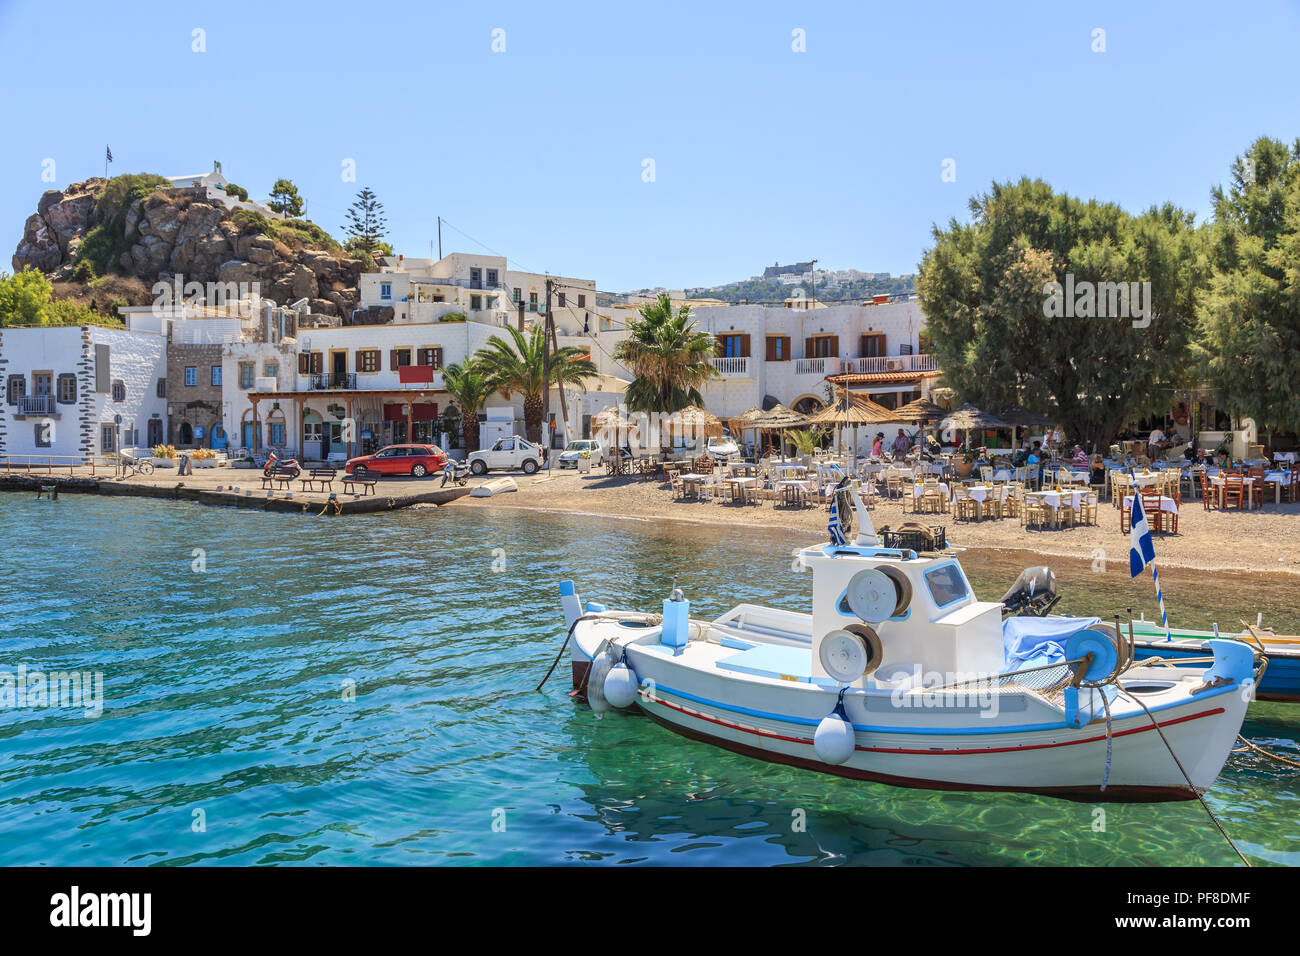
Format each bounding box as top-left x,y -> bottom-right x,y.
762,261 -> 815,279
167,161 -> 284,221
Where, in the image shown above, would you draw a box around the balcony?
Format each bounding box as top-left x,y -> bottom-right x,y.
794,356 -> 841,376
711,356 -> 752,378
14,395 -> 58,417
306,372 -> 358,390
839,354 -> 939,375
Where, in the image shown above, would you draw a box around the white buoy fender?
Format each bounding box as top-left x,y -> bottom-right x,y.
813,709 -> 856,765
603,661 -> 639,709
587,649 -> 613,718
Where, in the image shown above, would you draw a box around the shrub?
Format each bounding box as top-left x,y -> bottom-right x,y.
224,183 -> 249,201
192,448 -> 217,460
232,209 -> 274,235
276,219 -> 341,251
73,172 -> 171,277
439,311 -> 468,323
151,444 -> 177,459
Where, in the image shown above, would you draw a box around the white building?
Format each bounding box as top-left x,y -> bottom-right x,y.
0,325 -> 167,459
167,161 -> 284,220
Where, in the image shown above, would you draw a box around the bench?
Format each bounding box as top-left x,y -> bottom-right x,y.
341,474 -> 377,496
260,464 -> 298,491
300,467 -> 337,492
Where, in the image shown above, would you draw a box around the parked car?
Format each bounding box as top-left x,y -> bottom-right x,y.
556,439 -> 606,468
345,444 -> 448,478
466,435 -> 546,475
705,435 -> 740,459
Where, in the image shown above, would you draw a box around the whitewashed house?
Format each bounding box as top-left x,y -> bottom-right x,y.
0,325 -> 167,460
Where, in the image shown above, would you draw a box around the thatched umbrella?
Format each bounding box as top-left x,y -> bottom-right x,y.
811,392 -> 897,471
996,404 -> 1055,451
729,407 -> 767,460
750,404 -> 812,458
666,403 -> 722,453
892,398 -> 948,424
938,403 -> 1011,452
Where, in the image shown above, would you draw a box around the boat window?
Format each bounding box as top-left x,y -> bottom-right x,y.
924,564 -> 969,607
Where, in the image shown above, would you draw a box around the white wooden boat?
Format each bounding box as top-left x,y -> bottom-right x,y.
558,485 -> 1258,801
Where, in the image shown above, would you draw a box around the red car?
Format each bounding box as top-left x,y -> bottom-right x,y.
345,444 -> 448,478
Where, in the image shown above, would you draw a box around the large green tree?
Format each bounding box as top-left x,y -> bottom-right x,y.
613,294 -> 719,413
1196,137 -> 1300,434
267,178 -> 305,217
341,187 -> 388,257
442,360 -> 494,453
474,324 -> 598,444
917,178 -> 1204,450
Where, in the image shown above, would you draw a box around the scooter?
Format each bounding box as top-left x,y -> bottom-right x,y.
265,450 -> 301,478
440,459 -> 469,487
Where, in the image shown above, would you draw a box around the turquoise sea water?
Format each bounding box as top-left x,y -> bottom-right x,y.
0,494 -> 1296,866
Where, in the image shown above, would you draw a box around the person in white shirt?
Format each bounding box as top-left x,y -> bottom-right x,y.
1148,427 -> 1166,461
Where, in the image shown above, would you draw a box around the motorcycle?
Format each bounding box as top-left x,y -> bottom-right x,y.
440,459 -> 469,487
264,450 -> 301,478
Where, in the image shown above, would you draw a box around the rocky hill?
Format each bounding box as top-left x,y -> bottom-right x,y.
12,176 -> 364,316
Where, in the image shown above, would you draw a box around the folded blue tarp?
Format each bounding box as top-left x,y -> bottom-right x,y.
1003,616 -> 1100,669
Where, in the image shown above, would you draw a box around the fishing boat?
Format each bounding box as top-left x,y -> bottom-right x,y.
1129,621 -> 1300,702
556,483 -> 1260,801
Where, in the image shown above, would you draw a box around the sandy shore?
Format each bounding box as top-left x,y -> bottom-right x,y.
10,462 -> 1300,575
447,468 -> 1300,576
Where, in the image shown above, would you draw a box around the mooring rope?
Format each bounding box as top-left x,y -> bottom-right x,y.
1235,734 -> 1300,769
1118,687 -> 1251,867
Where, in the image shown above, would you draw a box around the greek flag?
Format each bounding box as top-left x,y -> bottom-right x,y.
1128,486 -> 1170,639
1128,492 -> 1155,577
828,489 -> 847,546
106,145 -> 113,163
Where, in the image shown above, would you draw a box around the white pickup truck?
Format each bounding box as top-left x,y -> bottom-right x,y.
466,435 -> 546,475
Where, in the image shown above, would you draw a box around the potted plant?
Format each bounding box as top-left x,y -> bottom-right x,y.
955,442 -> 976,479
577,449 -> 592,473
192,447 -> 217,469
152,444 -> 177,468
232,454 -> 255,469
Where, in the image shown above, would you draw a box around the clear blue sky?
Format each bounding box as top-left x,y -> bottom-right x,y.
3,0 -> 1298,292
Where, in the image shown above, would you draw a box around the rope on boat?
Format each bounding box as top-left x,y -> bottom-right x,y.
1117,687 -> 1251,867
1099,692 -> 1114,791
536,613 -> 599,691
535,611 -> 663,692
1235,735 -> 1300,769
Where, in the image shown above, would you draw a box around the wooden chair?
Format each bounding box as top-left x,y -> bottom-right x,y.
917,480 -> 945,515
669,473 -> 685,500
1221,475 -> 1247,511
1140,489 -> 1165,534
1081,489 -> 1099,526
1022,495 -> 1050,529
1199,472 -> 1216,509
1002,482 -> 1023,518
952,485 -> 979,521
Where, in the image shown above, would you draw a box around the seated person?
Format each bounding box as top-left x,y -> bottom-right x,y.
1070,444 -> 1089,465
1090,453 -> 1106,485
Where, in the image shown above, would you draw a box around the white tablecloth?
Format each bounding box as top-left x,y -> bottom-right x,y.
1124,494 -> 1179,514
913,482 -> 950,499
1275,452 -> 1297,463
1028,490 -> 1084,511
966,484 -> 1007,505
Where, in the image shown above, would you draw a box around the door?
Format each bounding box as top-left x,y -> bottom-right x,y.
147,419 -> 164,448
210,424 -> 227,450
332,351 -> 347,387
327,422 -> 346,458
491,437 -> 513,468
241,421 -> 256,451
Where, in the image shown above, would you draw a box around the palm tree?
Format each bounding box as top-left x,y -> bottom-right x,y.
474,324 -> 598,444
614,294 -> 718,413
442,360 -> 493,453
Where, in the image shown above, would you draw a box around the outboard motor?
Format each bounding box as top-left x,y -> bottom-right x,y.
1000,566 -> 1060,617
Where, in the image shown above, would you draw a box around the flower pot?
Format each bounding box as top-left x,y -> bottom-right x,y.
194,459 -> 215,469
578,457 -> 592,473
955,460 -> 974,479
155,459 -> 176,469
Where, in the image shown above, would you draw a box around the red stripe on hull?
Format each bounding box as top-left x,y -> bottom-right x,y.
640,708 -> 1199,803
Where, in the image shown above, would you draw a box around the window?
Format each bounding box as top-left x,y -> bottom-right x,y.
112,380 -> 126,402
433,295 -> 444,303
557,292 -> 566,308
417,347 -> 443,369
391,348 -> 412,369
238,363 -> 255,389
57,374 -> 77,404
600,317 -> 613,332
380,282 -> 392,301
577,294 -> 586,308
808,335 -> 838,359
486,269 -> 498,287
101,424 -> 116,453
263,361 -> 278,379
35,422 -> 52,448
470,295 -> 482,310
184,366 -> 197,387
717,334 -> 750,358
470,267 -> 482,289
6,376 -> 24,405
269,422 -> 286,446
529,292 -> 538,312
512,288 -> 522,305
924,564 -> 970,608
357,349 -> 380,373
766,336 -> 791,361
156,378 -> 166,398
211,366 -> 222,387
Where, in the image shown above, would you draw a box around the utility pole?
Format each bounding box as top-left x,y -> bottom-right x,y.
437,216 -> 442,259
541,277 -> 553,453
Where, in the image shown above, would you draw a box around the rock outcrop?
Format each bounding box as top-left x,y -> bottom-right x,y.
12,178 -> 363,316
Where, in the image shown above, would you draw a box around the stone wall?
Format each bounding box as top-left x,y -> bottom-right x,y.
166,343 -> 224,446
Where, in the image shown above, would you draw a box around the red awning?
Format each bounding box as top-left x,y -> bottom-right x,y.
412,402 -> 438,421
383,403 -> 405,420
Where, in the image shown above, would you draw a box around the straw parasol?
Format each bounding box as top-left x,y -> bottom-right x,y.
891,398 -> 948,424
995,404 -> 1055,450
748,403 -> 811,458
811,393 -> 897,470
938,403 -> 1011,452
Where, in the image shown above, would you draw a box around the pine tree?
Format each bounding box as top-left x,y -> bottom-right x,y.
342,187 -> 388,256
267,178 -> 304,217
